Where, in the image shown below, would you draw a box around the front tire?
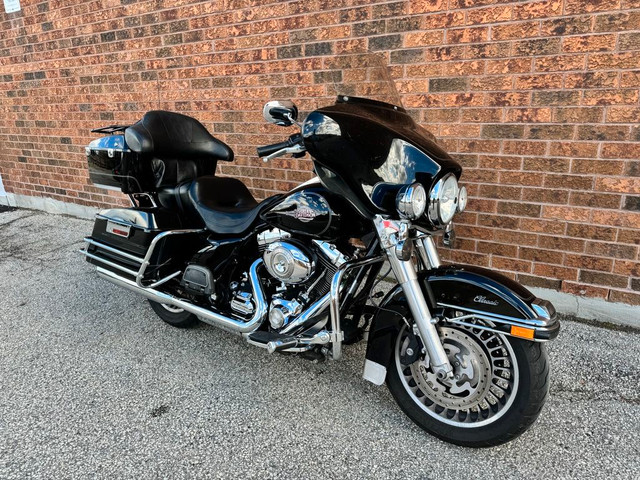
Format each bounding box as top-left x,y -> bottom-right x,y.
386,323 -> 549,447
148,300 -> 199,328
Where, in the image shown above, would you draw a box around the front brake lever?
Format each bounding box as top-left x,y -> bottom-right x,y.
263,143 -> 305,162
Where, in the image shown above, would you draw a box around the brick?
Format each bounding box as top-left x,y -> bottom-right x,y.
520,247 -> 563,264
522,187 -> 569,204
492,21 -> 539,40
514,38 -> 561,56
535,54 -> 585,72
586,242 -> 637,260
608,290 -> 640,306
515,74 -> 562,90
579,270 -> 628,289
601,143 -> 640,160
613,260 -> 640,276
527,124 -> 573,140
592,210 -> 640,229
623,196 -> 640,212
544,175 -> 593,190
542,206 -> 591,222
518,274 -> 562,290
570,192 -> 622,209
409,0 -> 447,14
541,16 -> 591,36
549,142 -> 599,159
620,33 -> 640,51
405,31 -> 443,47
497,201 -> 541,217
533,263 -> 578,281
390,49 -> 424,64
481,124 -> 524,139
532,90 -> 580,106
492,256 -> 532,273
565,0 -> 620,14
577,125 -> 629,142
594,12 -> 640,32
447,27 -> 489,44
561,282 -> 609,299
571,159 -> 624,176
566,223 -> 617,241
562,34 -> 616,53
429,78 -> 468,92
607,107 -> 640,123
565,72 -> 618,89
566,254 -> 613,272
523,157 -> 569,173
478,241 -> 518,257
626,162 -> 640,177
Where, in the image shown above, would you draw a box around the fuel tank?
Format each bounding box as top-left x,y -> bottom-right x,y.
260,181 -> 364,240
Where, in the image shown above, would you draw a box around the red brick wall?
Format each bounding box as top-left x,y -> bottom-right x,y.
1,0 -> 639,305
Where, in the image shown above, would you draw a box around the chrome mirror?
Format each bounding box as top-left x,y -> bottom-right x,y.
262,100 -> 299,127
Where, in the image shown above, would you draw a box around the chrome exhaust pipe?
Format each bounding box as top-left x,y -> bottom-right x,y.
95,259 -> 268,334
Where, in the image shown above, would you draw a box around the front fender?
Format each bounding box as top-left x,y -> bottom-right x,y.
363,264 -> 560,385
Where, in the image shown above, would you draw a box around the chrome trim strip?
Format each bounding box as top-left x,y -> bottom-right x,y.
83,237 -> 144,264
80,249 -> 139,277
437,303 -> 550,328
95,259 -> 268,334
444,313 -> 553,342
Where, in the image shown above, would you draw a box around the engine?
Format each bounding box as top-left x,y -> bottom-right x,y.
257,228 -> 348,330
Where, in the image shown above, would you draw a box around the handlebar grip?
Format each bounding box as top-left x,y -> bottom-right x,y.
256,133 -> 303,157
256,140 -> 290,157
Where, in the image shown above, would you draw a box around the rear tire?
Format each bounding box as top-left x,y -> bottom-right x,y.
148,300 -> 199,328
386,324 -> 549,447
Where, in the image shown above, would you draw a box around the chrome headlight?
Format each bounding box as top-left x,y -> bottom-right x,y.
457,186 -> 468,213
428,174 -> 459,226
396,182 -> 426,220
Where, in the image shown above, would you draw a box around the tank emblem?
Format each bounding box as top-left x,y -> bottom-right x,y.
281,207 -> 317,222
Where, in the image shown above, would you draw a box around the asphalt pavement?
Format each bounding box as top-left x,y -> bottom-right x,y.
1,208 -> 639,479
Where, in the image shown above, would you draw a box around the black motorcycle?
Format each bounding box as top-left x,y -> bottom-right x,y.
82,54 -> 559,447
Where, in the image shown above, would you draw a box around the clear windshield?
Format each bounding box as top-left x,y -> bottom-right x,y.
324,52 -> 403,108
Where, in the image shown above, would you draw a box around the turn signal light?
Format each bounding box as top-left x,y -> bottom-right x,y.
510,325 -> 535,339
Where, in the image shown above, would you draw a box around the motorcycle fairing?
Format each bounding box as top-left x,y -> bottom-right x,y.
364,264 -> 560,385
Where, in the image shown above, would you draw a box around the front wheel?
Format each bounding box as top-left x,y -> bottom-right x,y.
386,323 -> 549,447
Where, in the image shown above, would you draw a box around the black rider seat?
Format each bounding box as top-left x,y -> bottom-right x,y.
188,176 -> 276,235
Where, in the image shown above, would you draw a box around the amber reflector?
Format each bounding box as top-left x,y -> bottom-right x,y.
510,325 -> 535,339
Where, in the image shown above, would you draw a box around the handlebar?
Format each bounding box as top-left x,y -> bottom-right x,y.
256,133 -> 304,161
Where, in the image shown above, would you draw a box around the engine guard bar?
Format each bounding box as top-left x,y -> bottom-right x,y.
329,255 -> 385,360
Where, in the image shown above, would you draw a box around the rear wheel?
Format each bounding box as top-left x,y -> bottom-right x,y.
386,323 -> 549,447
148,300 -> 199,328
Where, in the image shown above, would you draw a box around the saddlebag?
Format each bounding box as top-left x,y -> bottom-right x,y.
82,208 -> 201,281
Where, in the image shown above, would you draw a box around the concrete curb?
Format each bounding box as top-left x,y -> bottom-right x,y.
2,192 -> 638,329
0,192 -> 98,219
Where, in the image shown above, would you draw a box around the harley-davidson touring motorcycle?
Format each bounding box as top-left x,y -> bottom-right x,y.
82,54 -> 559,447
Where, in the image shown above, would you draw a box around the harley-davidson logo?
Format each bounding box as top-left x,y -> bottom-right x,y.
281,207 -> 317,222
474,295 -> 499,306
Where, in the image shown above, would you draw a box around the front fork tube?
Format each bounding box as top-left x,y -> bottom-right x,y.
375,217 -> 453,380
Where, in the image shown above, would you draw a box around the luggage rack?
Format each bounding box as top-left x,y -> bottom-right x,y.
80,229 -> 204,289
90,125 -> 130,135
